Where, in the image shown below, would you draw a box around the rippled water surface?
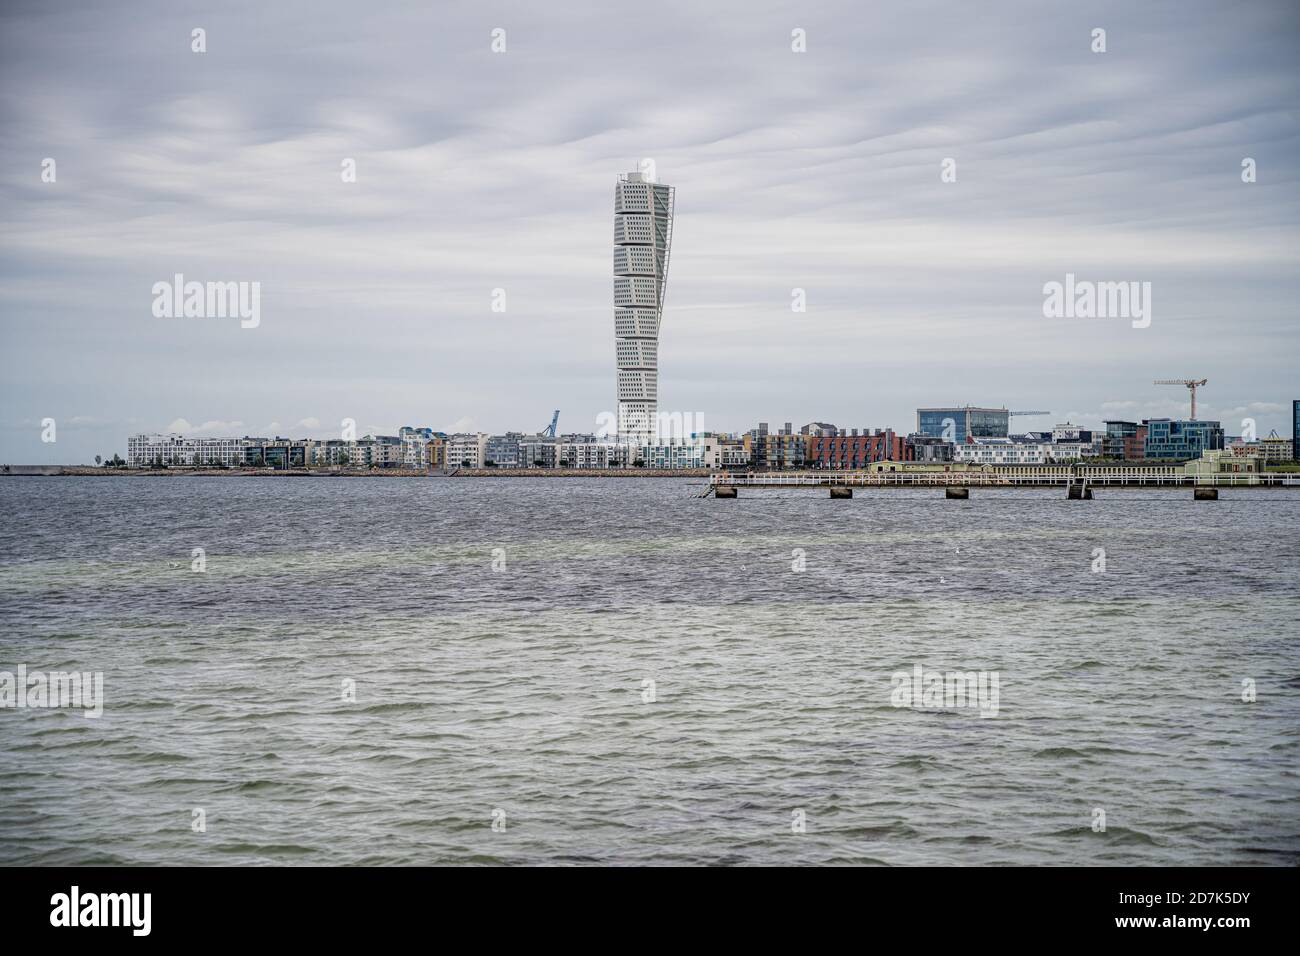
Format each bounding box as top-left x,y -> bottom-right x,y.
1,476 -> 1298,865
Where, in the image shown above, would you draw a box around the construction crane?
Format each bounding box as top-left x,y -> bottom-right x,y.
1154,379 -> 1207,420
541,410 -> 559,438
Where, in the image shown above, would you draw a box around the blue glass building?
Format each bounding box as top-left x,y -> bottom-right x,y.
1293,400 -> 1299,462
916,407 -> 1009,444
1143,419 -> 1224,460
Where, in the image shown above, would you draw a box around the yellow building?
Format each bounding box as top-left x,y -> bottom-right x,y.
742,431 -> 806,469
1184,450 -> 1260,484
427,438 -> 446,470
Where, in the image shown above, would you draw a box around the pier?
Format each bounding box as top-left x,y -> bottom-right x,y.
703,468 -> 1300,498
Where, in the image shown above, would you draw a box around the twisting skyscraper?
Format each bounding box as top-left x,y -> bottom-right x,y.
613,170 -> 674,445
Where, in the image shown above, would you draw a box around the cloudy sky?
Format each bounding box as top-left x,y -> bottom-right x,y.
2,0 -> 1298,462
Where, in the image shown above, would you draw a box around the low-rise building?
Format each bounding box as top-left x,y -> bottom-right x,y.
1046,423 -> 1101,454
1103,420 -> 1148,460
399,426 -> 436,469
955,438 -> 1047,466
1015,430 -> 1099,461
916,406 -> 1010,443
907,434 -> 955,463
517,437 -> 556,469
311,440 -> 349,466
1144,419 -> 1224,460
718,439 -> 750,468
444,433 -> 488,469
744,423 -> 806,470
1229,435 -> 1294,462
557,441 -> 633,469
426,436 -> 446,469
638,437 -> 719,469
1185,450 -> 1261,483
127,433 -> 261,468
353,436 -> 403,468
800,421 -> 839,437
485,432 -> 524,468
806,429 -> 909,469
249,438 -> 311,468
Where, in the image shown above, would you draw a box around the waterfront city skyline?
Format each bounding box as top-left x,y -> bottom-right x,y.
2,0 -> 1298,465
3,0 -> 1299,901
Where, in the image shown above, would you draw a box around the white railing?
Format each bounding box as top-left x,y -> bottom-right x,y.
708,471 -> 1299,488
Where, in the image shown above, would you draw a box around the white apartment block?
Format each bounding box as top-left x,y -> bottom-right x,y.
638,437 -> 719,469
955,440 -> 1047,466
401,435 -> 431,468
444,433 -> 488,469
127,434 -> 256,468
956,438 -> 1097,465
558,442 -> 633,469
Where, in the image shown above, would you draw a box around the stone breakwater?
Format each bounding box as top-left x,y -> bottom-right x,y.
449,468 -> 712,478
4,467 -> 713,478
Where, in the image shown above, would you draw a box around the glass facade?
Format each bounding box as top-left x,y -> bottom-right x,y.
916,407 -> 1009,444
969,409 -> 1009,439
243,444 -> 302,468
1144,419 -> 1224,460
1103,420 -> 1141,459
1294,400 -> 1300,462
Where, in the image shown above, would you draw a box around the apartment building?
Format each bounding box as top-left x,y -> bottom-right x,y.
127,434 -> 260,468
444,433 -> 488,469
805,429 -> 909,469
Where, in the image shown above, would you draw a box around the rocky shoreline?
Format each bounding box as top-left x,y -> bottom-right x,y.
3,466 -> 714,478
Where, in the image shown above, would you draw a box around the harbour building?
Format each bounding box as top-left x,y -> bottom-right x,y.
614,169 -> 675,445
1294,400 -> 1300,462
1143,419 -> 1224,460
916,406 -> 1010,444
744,423 -> 806,470
805,429 -> 909,469
1103,420 -> 1148,460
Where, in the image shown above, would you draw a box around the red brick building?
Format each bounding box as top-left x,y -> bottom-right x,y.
805,430 -> 912,469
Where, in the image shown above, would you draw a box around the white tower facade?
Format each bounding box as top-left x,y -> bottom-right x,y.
614,170 -> 674,445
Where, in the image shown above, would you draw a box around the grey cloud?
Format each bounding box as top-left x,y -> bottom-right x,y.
1,0 -> 1298,462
